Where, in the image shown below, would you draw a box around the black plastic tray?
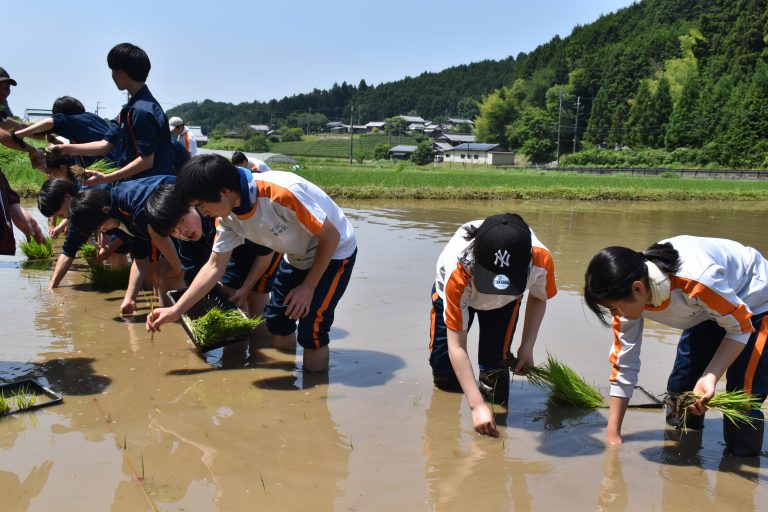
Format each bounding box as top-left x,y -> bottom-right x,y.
0,379 -> 63,416
166,284 -> 254,352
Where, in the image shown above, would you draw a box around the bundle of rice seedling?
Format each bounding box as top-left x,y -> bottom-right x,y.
671,390 -> 763,431
79,242 -> 99,261
11,384 -> 36,411
20,238 -> 53,260
521,353 -> 607,408
85,264 -> 131,290
188,307 -> 263,346
70,159 -> 118,179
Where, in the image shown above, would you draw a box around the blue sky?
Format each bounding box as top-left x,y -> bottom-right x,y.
3,0 -> 636,120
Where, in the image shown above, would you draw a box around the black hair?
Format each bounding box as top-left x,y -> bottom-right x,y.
69,188 -> 112,237
145,184 -> 187,236
583,242 -> 681,325
176,153 -> 241,204
231,151 -> 247,166
107,43 -> 151,82
38,179 -> 79,217
52,96 -> 85,115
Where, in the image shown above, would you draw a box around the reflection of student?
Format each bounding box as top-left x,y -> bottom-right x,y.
429,213 -> 556,437
148,154 -> 357,372
584,236 -> 768,455
598,447 -> 628,512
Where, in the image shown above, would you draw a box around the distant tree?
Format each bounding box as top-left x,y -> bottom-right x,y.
473,84 -> 523,147
665,72 -> 701,149
281,127 -> 304,142
626,80 -> 655,147
410,140 -> 435,165
508,107 -> 557,162
720,61 -> 768,167
456,97 -> 480,119
373,143 -> 391,160
652,75 -> 673,147
242,134 -> 270,152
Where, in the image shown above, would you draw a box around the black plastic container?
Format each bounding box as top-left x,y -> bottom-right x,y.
166,284 -> 255,352
0,379 -> 63,416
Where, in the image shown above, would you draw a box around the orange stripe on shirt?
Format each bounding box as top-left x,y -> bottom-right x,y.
531,246 -> 557,299
669,275 -> 754,334
252,181 -> 324,234
444,262 -> 470,332
311,257 -> 349,349
744,316 -> 768,393
609,316 -> 622,383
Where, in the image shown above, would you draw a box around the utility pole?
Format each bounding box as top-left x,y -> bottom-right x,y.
573,96 -> 581,153
349,106 -> 355,164
306,107 -> 312,135
556,88 -> 563,165
95,101 -> 103,117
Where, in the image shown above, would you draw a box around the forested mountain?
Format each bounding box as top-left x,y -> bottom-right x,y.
169,0 -> 768,167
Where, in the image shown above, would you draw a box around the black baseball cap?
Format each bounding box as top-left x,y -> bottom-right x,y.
0,67 -> 17,86
473,213 -> 532,295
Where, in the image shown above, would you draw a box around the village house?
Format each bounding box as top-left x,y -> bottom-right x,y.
442,143 -> 515,165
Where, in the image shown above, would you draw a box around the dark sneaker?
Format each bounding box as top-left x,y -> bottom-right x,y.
479,369 -> 510,405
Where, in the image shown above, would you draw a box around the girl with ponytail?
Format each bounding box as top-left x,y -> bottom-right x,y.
584,236 -> 768,456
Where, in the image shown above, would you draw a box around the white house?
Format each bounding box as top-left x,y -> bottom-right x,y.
443,143 -> 515,166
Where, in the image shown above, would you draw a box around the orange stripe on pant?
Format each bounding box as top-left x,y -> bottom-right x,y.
744,316 -> 768,394
311,258 -> 350,349
429,291 -> 439,352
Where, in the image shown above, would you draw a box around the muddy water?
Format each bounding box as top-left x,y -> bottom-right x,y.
1,199 -> 767,511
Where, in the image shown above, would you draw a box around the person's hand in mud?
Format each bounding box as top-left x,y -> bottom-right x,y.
285,281 -> 314,320
120,298 -> 137,316
690,372 -> 717,415
146,306 -> 181,333
471,402 -> 498,437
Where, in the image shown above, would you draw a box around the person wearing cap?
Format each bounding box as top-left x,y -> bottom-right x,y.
0,66 -> 45,254
50,43 -> 174,185
429,213 -> 557,437
169,117 -> 197,157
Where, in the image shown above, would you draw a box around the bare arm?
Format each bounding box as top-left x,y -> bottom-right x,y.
690,337 -> 746,414
513,295 -> 547,372
146,249 -> 232,332
148,226 -> 182,276
9,203 -> 44,243
13,118 -> 54,139
447,328 -> 498,437
55,140 -> 113,157
49,254 -> 75,289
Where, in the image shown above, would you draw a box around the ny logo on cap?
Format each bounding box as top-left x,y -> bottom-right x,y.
494,249 -> 510,268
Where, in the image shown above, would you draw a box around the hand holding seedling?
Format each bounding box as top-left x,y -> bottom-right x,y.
285,282 -> 314,319
146,306 -> 181,333
514,345 -> 535,374
690,372 -> 717,415
82,170 -> 108,186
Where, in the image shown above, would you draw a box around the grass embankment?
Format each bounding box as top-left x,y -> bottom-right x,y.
288,159 -> 768,201
0,146 -> 45,197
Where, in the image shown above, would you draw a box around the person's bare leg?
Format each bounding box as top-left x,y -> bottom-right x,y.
303,346 -> 329,372
272,333 -> 296,352
248,292 -> 270,335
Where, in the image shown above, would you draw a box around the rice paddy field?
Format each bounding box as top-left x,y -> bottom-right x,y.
1,198 -> 767,511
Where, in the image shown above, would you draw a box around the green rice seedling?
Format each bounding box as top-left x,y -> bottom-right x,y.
87,159 -> 118,173
11,384 -> 37,411
0,393 -> 9,416
188,308 -> 263,346
522,353 -> 607,408
673,390 -> 763,432
85,264 -> 131,291
20,237 -> 53,260
79,242 -> 99,261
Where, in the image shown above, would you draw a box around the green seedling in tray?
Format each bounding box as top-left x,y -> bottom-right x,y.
0,393 -> 9,416
11,384 -> 37,411
188,307 -> 263,346
20,238 -> 53,260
